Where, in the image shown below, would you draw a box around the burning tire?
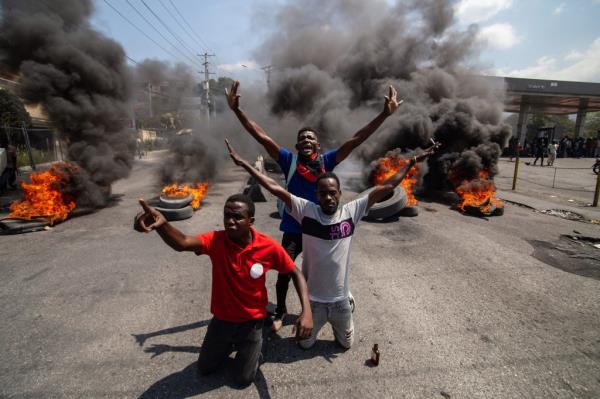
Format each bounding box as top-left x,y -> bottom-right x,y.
158,194 -> 193,209
154,205 -> 194,221
398,206 -> 419,217
361,186 -> 408,220
463,203 -> 504,217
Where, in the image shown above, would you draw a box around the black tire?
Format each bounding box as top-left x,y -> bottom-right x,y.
397,206 -> 419,217
243,183 -> 267,202
159,194 -> 193,209
154,205 -> 194,221
360,186 -> 407,220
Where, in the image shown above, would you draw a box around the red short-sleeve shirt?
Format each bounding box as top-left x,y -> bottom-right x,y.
197,227 -> 295,322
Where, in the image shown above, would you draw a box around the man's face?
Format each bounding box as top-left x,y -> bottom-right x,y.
316,177 -> 341,215
296,130 -> 320,158
223,201 -> 254,241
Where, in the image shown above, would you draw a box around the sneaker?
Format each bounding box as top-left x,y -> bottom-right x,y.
271,312 -> 285,333
348,292 -> 355,313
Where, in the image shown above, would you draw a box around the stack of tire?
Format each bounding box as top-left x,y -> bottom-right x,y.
154,193 -> 194,221
360,186 -> 419,221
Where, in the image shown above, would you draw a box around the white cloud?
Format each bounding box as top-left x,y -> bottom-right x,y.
454,0 -> 513,24
504,37 -> 600,82
504,56 -> 557,78
478,23 -> 521,49
565,50 -> 584,61
217,60 -> 259,72
553,3 -> 566,15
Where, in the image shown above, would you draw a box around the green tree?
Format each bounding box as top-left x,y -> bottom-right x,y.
196,76 -> 234,98
583,112 -> 600,138
0,89 -> 31,128
526,114 -> 574,140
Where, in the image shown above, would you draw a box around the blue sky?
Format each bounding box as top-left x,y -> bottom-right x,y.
92,0 -> 600,83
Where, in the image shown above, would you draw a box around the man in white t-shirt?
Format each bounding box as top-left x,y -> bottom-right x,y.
225,139 -> 436,349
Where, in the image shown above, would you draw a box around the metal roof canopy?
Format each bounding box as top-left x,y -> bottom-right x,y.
499,76 -> 600,115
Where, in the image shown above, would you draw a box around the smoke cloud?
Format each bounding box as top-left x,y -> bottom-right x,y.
141,0 -> 511,196
250,0 -> 511,192
133,59 -> 196,119
0,0 -> 133,207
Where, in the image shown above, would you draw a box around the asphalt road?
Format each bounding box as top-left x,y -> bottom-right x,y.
1,153 -> 599,398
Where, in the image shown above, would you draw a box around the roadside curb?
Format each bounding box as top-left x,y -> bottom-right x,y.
498,190 -> 600,223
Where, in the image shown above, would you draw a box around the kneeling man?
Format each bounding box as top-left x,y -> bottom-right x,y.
226,139 -> 435,349
134,194 -> 312,386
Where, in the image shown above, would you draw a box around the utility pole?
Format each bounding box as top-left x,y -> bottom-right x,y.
147,82 -> 153,118
261,65 -> 273,89
198,52 -> 215,121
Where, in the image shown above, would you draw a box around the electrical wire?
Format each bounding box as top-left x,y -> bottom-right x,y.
103,0 -> 195,68
164,0 -> 223,76
123,0 -> 203,68
126,55 -> 140,65
156,0 -> 205,53
145,0 -> 203,60
167,0 -> 213,54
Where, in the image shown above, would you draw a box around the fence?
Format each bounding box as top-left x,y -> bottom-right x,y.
506,156 -> 600,206
1,125 -> 63,170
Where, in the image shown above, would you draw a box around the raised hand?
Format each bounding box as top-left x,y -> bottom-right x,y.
224,80 -> 240,110
225,139 -> 244,166
383,85 -> 403,116
134,199 -> 166,232
415,141 -> 440,162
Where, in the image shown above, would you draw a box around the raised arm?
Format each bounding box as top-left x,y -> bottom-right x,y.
335,86 -> 403,164
225,80 -> 281,160
367,144 -> 438,209
225,139 -> 292,209
134,199 -> 203,253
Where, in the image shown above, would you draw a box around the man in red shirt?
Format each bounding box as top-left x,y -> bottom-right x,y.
135,193 -> 313,387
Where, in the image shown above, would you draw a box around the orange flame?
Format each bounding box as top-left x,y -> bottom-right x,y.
162,183 -> 208,209
372,156 -> 419,206
8,163 -> 77,225
452,170 -> 503,213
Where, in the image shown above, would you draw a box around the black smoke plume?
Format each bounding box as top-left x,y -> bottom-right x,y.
0,0 -> 133,207
129,59 -> 221,185
253,0 -> 511,192
133,59 -> 196,120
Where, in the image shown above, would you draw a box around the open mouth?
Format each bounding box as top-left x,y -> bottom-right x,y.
300,146 -> 313,154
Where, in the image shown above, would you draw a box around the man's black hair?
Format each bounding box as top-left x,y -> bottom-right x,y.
225,193 -> 255,217
297,127 -> 319,139
316,171 -> 340,190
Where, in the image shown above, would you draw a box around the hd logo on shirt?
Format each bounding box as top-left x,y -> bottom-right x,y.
302,217 -> 355,240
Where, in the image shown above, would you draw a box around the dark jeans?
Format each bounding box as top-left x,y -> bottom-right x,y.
275,232 -> 303,315
197,317 -> 264,387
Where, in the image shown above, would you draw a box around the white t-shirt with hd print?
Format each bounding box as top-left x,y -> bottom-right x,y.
287,194 -> 369,302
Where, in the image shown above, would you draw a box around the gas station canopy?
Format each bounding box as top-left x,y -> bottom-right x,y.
499,76 -> 600,115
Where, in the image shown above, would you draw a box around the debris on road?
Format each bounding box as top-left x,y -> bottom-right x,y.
536,209 -> 586,222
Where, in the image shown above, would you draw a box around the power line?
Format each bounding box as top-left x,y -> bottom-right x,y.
124,0 -> 203,69
140,0 -> 202,63
103,0 -> 195,68
126,55 -> 140,65
167,0 -> 213,54
164,0 -> 223,75
156,0 -> 206,54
